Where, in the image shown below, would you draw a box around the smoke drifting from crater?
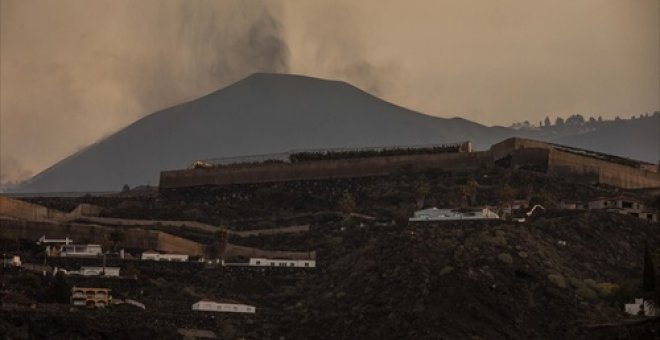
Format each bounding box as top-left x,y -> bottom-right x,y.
1,0 -> 291,185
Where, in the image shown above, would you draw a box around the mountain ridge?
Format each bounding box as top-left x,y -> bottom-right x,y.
11,73 -> 659,193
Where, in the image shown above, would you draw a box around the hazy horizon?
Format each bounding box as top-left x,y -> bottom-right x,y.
1,0 -> 658,184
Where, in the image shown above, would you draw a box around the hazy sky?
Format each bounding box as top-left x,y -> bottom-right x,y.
1,0 -> 658,183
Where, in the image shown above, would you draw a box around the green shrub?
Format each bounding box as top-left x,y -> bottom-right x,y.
498,253 -> 513,265
568,277 -> 586,289
596,282 -> 620,297
576,287 -> 598,300
439,266 -> 454,276
479,230 -> 507,247
584,279 -> 598,290
548,274 -> 567,288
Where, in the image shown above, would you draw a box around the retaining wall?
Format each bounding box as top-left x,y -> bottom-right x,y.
0,218 -> 205,256
224,243 -> 316,260
548,149 -> 660,189
0,196 -> 69,221
160,152 -> 493,189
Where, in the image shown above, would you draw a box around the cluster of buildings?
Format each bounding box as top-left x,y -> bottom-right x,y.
29,235 -> 312,314
409,207 -> 501,222
409,194 -> 658,224
409,201 -> 545,223
561,195 -> 658,222
624,298 -> 657,317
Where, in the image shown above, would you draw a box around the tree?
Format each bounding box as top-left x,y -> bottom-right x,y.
337,192 -> 356,216
415,181 -> 431,209
393,204 -> 415,229
555,117 -> 565,126
121,184 -> 130,193
50,272 -> 70,303
566,114 -> 585,126
544,116 -> 551,127
123,263 -> 140,279
109,230 -> 124,251
465,178 -> 479,206
496,184 -> 516,203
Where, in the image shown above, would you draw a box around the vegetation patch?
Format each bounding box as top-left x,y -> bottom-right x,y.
548,274 -> 567,288
439,266 -> 454,276
568,277 -> 586,289
595,283 -> 620,298
497,253 -> 513,265
576,287 -> 598,300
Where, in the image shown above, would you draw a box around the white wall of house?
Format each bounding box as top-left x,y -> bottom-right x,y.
625,298 -> 658,317
192,301 -> 256,313
588,198 -> 644,211
409,207 -> 499,221
141,252 -> 189,262
248,258 -> 316,268
60,244 -> 102,257
80,266 -> 120,277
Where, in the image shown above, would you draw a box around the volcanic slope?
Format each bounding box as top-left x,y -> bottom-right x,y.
15,73 -> 514,193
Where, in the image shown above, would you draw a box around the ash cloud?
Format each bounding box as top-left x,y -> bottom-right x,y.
245,13 -> 289,73
0,0 -> 290,181
0,156 -> 33,186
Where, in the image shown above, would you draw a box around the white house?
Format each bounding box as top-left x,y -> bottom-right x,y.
60,244 -> 102,257
192,300 -> 256,314
586,196 -> 657,223
409,207 -> 500,222
624,298 -> 657,317
640,210 -> 658,223
588,196 -> 645,211
80,266 -> 120,277
248,258 -> 316,268
141,251 -> 189,262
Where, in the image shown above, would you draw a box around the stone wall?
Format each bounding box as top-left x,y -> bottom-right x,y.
0,196 -> 69,221
547,149 -> 660,189
160,152 -> 493,189
0,196 -> 101,222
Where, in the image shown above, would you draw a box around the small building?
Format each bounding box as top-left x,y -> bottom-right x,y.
80,266 -> 120,277
248,258 -> 316,268
588,196 -> 645,211
640,210 -> 658,223
192,300 -> 255,314
71,287 -> 112,308
141,251 -> 189,262
501,200 -> 529,214
409,207 -> 500,222
559,200 -> 587,210
624,298 -> 657,317
60,244 -> 102,257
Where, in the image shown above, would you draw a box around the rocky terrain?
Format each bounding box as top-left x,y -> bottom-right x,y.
1,167 -> 659,339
